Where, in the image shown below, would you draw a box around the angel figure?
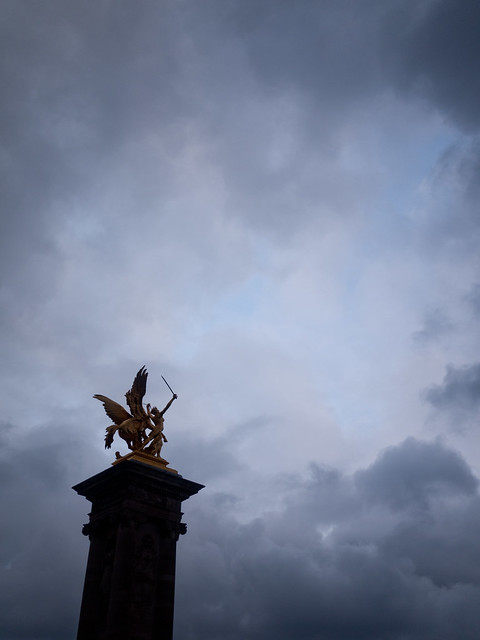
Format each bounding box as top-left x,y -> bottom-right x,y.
93,366 -> 177,456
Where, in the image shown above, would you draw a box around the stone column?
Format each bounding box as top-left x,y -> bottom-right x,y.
73,458 -> 203,640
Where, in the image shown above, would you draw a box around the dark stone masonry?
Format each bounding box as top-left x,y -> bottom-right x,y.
74,459 -> 203,640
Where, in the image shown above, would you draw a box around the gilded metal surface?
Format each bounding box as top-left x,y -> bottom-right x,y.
94,367 -> 177,463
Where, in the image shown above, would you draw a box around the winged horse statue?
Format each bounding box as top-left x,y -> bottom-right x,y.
94,366 -> 177,459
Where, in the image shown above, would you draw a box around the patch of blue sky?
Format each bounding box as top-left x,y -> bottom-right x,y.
211,274 -> 270,327
379,129 -> 457,219
306,337 -> 398,441
173,273 -> 272,364
341,129 -> 457,284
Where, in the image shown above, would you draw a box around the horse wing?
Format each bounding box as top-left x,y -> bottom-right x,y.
94,394 -> 132,425
125,366 -> 149,422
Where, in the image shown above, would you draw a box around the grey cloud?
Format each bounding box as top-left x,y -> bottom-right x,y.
222,0 -> 480,134
3,420 -> 480,640
465,283 -> 480,317
180,0 -> 480,240
0,422 -> 101,640
386,0 -> 480,132
406,138 -> 480,268
425,363 -> 480,430
167,427 -> 249,483
412,308 -> 453,345
175,438 -> 480,640
381,497 -> 480,589
224,1 -> 383,107
0,1 -> 202,321
432,141 -> 480,236
3,0 -> 479,283
355,437 -> 477,510
1,3 -> 480,638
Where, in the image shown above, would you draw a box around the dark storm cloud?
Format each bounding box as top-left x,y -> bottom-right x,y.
1,2 -> 480,639
194,0 -> 390,233
224,0 -> 382,104
0,0 -> 217,333
5,432 -> 480,639
2,0 -> 478,238
425,363 -> 480,430
0,1 -> 223,386
355,437 -> 478,510
175,438 -> 480,640
220,0 -> 480,133
168,414 -> 273,482
0,422 -> 102,640
2,0 -> 478,276
386,0 -> 480,132
173,0 -> 480,238
0,1 -> 184,236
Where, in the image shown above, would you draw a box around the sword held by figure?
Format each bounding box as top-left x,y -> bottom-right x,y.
93,367 -> 178,462
143,374 -> 178,457
162,375 -> 177,397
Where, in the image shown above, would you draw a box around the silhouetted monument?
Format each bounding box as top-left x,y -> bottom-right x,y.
74,368 -> 203,640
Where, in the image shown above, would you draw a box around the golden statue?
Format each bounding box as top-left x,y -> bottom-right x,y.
94,366 -> 177,466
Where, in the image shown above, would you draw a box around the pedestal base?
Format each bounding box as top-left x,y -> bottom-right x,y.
74,459 -> 203,640
112,450 -> 178,474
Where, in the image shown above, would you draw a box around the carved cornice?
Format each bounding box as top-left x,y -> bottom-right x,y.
74,459 -> 203,505
82,510 -> 188,541
75,462 -> 203,542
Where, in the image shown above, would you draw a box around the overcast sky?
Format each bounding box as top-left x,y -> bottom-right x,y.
1,1 -> 480,639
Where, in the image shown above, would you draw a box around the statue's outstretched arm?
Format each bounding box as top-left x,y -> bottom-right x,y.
160,394 -> 177,416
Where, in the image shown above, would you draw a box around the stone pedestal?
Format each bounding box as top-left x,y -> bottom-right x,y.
73,459 -> 203,640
